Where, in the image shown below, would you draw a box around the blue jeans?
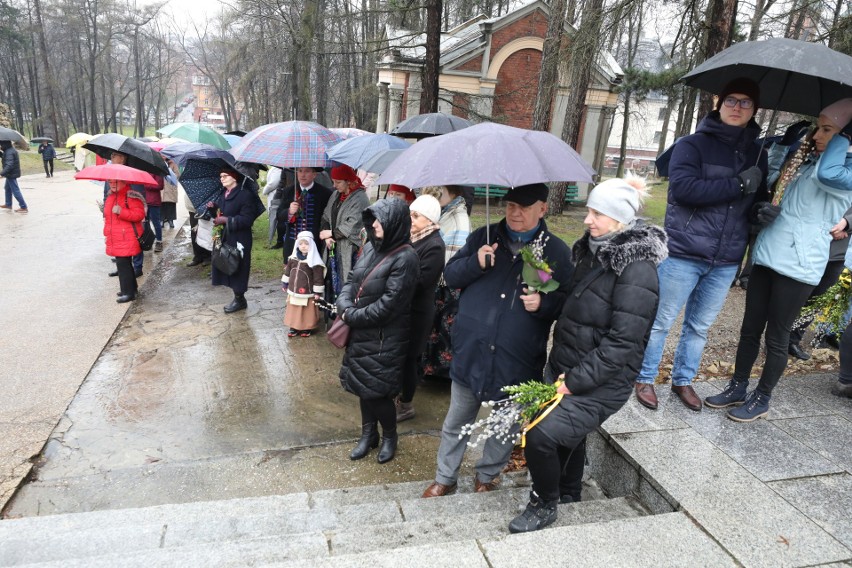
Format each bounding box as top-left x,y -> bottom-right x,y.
4,178 -> 26,208
133,252 -> 143,274
147,205 -> 162,241
636,257 -> 737,386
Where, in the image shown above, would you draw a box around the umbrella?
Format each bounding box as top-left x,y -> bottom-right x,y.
83,133 -> 170,176
161,142 -> 219,166
179,151 -> 267,215
224,130 -> 247,137
330,127 -> 372,140
378,122 -> 596,242
75,164 -> 160,187
222,134 -> 243,147
360,148 -> 407,174
66,132 -> 93,148
326,133 -> 411,170
229,121 -> 344,168
0,126 -> 28,148
138,136 -> 159,142
390,113 -> 472,139
31,136 -> 54,144
157,122 -> 230,149
682,38 -> 852,117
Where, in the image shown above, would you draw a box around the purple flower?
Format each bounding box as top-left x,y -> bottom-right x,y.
537,269 -> 552,283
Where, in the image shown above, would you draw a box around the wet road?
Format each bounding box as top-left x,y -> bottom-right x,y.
2,186 -> 469,516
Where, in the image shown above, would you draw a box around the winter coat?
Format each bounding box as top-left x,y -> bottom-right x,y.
409,229 -> 446,356
210,181 -> 259,295
283,257 -> 325,298
337,199 -> 420,400
38,144 -> 56,161
321,188 -> 370,283
0,145 -> 21,178
277,181 -> 332,258
103,185 -> 146,257
545,224 -> 667,433
438,196 -> 471,266
753,135 -> 852,285
145,177 -> 164,206
444,219 -> 573,402
665,111 -> 769,265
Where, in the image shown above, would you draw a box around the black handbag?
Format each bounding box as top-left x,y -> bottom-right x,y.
212,225 -> 242,275
126,195 -> 155,251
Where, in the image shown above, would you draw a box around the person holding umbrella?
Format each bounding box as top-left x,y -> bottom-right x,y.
319,165 -> 370,284
277,167 -> 332,258
709,98 -> 852,421
633,78 -> 769,412
38,141 -> 56,178
0,140 -> 26,213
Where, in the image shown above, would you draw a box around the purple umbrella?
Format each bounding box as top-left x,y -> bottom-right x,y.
228,121 -> 343,168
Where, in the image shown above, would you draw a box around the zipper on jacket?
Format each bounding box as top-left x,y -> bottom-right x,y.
684,208 -> 696,229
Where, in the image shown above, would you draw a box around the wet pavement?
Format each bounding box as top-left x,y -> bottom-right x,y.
1,180 -> 465,516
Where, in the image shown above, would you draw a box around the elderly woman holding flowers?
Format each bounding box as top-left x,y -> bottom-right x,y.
706,98 -> 852,422
509,176 -> 667,533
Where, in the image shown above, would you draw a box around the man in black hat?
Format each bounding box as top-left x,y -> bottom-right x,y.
422,183 -> 574,498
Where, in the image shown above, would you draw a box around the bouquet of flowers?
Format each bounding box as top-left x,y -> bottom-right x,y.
460,379 -> 563,448
520,233 -> 560,293
795,268 -> 852,343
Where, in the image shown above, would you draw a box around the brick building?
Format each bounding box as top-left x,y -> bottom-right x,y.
376,0 -> 623,185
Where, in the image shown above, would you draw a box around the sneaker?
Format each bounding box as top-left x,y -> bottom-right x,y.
299,330 -> 313,337
14,208 -> 27,213
0,205 -> 11,210
727,390 -> 770,422
509,491 -> 558,533
830,381 -> 852,398
705,379 -> 749,408
153,241 -> 163,252
288,329 -> 298,338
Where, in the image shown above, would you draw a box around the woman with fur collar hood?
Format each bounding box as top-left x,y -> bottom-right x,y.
509,176 -> 667,534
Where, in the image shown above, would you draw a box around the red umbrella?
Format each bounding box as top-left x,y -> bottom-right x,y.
75,164 -> 160,187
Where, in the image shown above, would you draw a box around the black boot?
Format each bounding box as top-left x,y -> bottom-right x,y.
509,491 -> 558,533
349,423 -> 379,460
377,429 -> 398,464
224,293 -> 247,313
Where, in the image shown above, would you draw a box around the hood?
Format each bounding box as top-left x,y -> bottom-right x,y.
0,140 -> 12,151
574,223 -> 668,276
696,110 -> 762,149
363,198 -> 412,252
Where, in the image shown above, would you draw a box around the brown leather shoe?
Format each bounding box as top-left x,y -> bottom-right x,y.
672,385 -> 702,411
635,383 -> 658,410
421,481 -> 457,498
474,476 -> 500,493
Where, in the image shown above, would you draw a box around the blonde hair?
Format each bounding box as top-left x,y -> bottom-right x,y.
420,186 -> 444,199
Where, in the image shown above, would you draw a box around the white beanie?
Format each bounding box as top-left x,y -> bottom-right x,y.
585,177 -> 646,225
409,195 -> 441,225
820,98 -> 852,130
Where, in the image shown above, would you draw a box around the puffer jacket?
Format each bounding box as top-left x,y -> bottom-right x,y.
38,144 -> 56,161
546,223 -> 667,430
103,186 -> 146,257
753,134 -> 852,284
0,144 -> 21,178
444,219 -> 573,402
337,199 -> 420,400
665,111 -> 768,265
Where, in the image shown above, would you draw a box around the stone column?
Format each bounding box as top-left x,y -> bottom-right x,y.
376,83 -> 389,133
388,86 -> 404,131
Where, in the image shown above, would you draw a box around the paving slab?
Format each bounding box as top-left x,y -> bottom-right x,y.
610,428 -> 851,568
276,540 -> 490,568
772,414 -> 852,473
770,473 -> 852,551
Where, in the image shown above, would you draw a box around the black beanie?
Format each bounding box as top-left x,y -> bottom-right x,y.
716,78 -> 760,111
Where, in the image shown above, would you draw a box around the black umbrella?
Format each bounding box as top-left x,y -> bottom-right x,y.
83,133 -> 170,176
390,113 -> 472,139
682,38 -> 852,117
31,136 -> 54,144
0,127 -> 28,148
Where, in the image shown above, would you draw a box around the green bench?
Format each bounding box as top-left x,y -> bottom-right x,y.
472,185 -> 580,203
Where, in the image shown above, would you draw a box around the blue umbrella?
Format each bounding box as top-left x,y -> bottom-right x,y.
223,134 -> 243,147
326,133 -> 411,170
179,159 -> 227,211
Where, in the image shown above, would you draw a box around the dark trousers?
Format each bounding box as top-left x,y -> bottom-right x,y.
734,265 -> 815,395
43,159 -> 54,176
115,256 -> 138,297
189,212 -> 211,261
839,318 -> 852,385
359,397 -> 396,434
524,406 -> 589,502
400,311 -> 434,403
789,259 -> 845,345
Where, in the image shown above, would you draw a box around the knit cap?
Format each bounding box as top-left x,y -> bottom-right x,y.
409,195 -> 441,224
820,98 -> 852,130
716,78 -> 761,111
585,176 -> 648,225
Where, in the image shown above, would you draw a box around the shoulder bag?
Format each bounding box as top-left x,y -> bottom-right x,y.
212,224 -> 242,276
126,194 -> 155,251
327,243 -> 411,349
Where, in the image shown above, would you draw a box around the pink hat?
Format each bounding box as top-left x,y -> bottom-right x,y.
820,98 -> 852,130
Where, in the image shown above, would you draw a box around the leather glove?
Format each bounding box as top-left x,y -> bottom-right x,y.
738,166 -> 763,196
213,215 -> 227,226
781,120 -> 811,146
112,205 -> 121,214
756,202 -> 782,226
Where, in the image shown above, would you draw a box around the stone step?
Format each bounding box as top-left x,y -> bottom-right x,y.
14,497 -> 646,567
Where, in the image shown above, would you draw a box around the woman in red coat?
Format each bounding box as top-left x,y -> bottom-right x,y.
104,180 -> 146,303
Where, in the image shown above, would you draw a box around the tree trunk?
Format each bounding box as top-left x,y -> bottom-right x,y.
420,0 -> 442,114
532,0 -> 566,131
32,0 -> 60,141
315,0 -> 328,125
616,96 -> 631,178
696,0 -> 738,120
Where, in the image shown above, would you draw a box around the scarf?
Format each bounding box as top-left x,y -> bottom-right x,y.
411,223 -> 439,244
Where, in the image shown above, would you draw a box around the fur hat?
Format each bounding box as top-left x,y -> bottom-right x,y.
409,195 -> 441,224
716,78 -> 761,111
504,183 -> 549,206
585,175 -> 649,225
820,98 -> 852,130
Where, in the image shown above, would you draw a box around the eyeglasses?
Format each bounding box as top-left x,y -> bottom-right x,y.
723,96 -> 754,109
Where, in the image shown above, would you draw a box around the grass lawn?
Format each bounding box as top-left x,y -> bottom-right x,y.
18,150 -> 74,177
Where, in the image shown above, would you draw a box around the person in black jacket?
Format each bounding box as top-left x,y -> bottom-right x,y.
509,176 -> 667,533
422,183 -> 573,499
0,140 -> 27,213
337,198 -> 420,464
396,195 -> 446,422
276,167 -> 332,259
38,141 -> 56,177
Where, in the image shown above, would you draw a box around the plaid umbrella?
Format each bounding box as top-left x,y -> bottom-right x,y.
229,121 -> 343,168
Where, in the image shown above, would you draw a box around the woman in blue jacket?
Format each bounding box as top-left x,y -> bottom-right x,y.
708,98 -> 852,421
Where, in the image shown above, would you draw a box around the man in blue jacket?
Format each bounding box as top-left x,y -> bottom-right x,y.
38,141 -> 56,177
421,183 -> 573,498
0,140 -> 27,213
634,78 -> 768,411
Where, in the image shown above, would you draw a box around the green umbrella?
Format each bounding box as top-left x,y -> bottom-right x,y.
156,122 -> 231,149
